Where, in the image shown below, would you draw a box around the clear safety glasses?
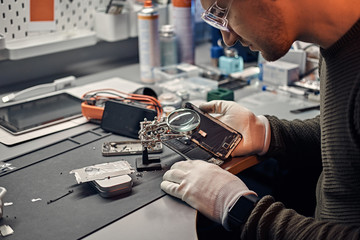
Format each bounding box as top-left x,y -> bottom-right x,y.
201,0 -> 233,32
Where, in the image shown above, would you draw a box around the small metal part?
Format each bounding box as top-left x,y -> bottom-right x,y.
70,161 -> 134,184
0,162 -> 15,173
0,224 -> 14,237
207,158 -> 224,166
198,129 -> 207,137
102,141 -> 163,156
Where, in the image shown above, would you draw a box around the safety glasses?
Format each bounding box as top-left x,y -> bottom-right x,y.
201,0 -> 233,32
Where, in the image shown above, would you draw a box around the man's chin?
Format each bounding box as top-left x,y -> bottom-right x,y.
260,50 -> 287,62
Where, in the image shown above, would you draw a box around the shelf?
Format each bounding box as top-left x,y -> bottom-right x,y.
6,29 -> 97,60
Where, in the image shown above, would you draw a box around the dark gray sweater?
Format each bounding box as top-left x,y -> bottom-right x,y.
242,20 -> 360,239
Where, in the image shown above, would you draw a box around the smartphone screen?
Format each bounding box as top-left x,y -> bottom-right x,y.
0,93 -> 82,135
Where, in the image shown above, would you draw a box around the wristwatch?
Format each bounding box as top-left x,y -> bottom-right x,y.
227,194 -> 260,230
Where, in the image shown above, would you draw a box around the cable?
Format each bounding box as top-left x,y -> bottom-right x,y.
81,88 -> 163,120
1,76 -> 76,103
299,66 -> 319,79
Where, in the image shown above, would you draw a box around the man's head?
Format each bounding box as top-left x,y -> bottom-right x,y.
201,0 -> 360,61
200,0 -> 296,61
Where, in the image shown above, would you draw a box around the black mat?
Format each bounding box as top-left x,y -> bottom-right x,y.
0,133 -> 183,239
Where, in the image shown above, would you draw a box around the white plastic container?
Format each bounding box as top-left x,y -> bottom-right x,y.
94,10 -> 129,42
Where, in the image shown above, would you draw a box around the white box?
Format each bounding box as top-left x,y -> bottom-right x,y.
279,49 -> 306,75
263,61 -> 299,86
95,11 -> 129,42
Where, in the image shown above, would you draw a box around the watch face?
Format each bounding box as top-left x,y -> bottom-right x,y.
228,195 -> 259,229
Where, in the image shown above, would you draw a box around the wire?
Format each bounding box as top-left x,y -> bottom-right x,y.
2,82 -> 55,103
81,88 -> 163,120
1,76 -> 75,103
299,66 -> 319,79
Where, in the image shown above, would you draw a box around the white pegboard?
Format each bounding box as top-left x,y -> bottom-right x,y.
0,0 -> 108,41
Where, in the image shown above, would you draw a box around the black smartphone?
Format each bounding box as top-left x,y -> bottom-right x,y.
100,100 -> 157,139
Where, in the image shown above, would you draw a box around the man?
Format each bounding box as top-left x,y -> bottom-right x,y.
160,0 -> 360,238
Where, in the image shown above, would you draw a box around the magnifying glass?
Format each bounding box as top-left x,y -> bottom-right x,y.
166,109 -> 201,133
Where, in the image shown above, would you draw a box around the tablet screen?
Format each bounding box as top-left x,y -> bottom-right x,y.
0,93 -> 82,135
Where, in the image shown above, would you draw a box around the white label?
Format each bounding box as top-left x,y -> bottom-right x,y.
172,6 -> 194,64
138,16 -> 160,83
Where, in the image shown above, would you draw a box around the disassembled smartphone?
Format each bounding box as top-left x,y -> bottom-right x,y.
102,140 -> 163,156
70,160 -> 134,198
183,102 -> 243,160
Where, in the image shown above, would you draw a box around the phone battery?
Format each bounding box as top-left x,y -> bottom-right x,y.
102,140 -> 163,156
90,174 -> 133,198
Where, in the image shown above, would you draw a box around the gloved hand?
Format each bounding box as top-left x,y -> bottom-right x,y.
161,160 -> 256,228
199,100 -> 271,156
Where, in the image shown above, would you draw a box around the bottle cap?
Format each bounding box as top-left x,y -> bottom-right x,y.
224,48 -> 238,58
144,0 -> 152,7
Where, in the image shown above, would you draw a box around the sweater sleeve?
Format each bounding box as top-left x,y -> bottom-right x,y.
263,115 -> 321,167
241,196 -> 360,240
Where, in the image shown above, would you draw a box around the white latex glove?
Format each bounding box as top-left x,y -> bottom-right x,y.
161,160 -> 256,227
199,100 -> 271,156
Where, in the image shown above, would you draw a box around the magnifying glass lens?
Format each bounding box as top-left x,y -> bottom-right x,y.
167,109 -> 200,132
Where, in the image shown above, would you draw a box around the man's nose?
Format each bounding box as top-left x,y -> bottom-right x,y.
220,30 -> 237,47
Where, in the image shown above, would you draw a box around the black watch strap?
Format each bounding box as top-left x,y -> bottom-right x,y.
227,194 -> 260,230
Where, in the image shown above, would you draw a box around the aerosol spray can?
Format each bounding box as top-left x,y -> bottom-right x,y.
172,0 -> 195,64
138,0 -> 160,83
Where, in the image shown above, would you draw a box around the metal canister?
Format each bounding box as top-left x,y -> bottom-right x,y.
172,0 -> 194,64
138,0 -> 160,83
160,24 -> 178,66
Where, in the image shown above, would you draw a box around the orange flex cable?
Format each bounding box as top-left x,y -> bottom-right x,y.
81,88 -> 163,120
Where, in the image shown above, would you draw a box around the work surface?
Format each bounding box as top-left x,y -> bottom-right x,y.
0,62 -> 320,239
0,129 -> 183,239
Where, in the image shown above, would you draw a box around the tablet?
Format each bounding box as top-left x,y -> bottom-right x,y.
0,93 -> 82,135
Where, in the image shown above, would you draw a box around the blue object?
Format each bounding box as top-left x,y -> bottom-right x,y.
219,48 -> 244,75
211,46 -> 224,58
211,27 -> 223,46
211,28 -> 258,62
